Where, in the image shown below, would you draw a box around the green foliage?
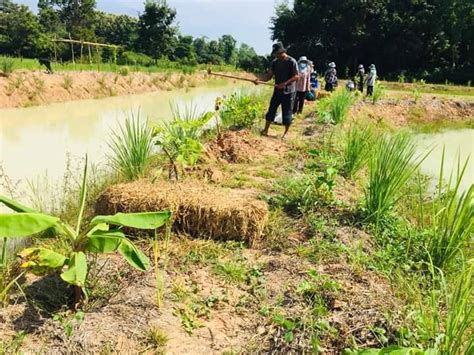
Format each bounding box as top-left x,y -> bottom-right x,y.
422,152 -> 473,270
271,1 -> 473,84
364,132 -> 425,226
342,124 -> 374,178
317,89 -> 354,124
108,112 -> 154,181
219,92 -> 265,129
118,66 -> 130,76
155,105 -> 212,180
0,158 -> 171,304
372,83 -> 385,104
344,346 -> 427,354
0,56 -> 15,76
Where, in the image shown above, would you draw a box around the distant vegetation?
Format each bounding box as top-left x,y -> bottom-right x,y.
272,1 -> 473,84
0,0 -> 268,72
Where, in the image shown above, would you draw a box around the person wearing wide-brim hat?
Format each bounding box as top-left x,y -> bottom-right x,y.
324,62 -> 338,92
293,56 -> 312,114
254,42 -> 299,139
367,64 -> 377,96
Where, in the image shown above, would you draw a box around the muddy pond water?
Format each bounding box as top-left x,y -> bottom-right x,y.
0,81 -> 258,205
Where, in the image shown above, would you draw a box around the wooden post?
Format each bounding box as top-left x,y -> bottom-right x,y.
96,46 -> 100,71
80,41 -> 84,64
88,45 -> 92,64
69,33 -> 75,66
53,36 -> 58,62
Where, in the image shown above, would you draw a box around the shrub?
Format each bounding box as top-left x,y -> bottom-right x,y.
108,112 -> 154,181
0,56 -> 15,76
317,89 -> 354,124
155,105 -> 213,180
61,74 -> 73,90
219,92 -> 265,129
364,132 -> 425,226
371,83 -> 385,104
118,66 -> 130,76
118,51 -> 153,66
342,125 -> 374,178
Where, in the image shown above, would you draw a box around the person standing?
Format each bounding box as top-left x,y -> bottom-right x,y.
256,42 -> 299,139
324,62 -> 338,92
356,64 -> 365,93
367,64 -> 377,96
293,56 -> 312,114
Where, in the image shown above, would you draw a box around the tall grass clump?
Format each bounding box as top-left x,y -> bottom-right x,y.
317,89 -> 354,124
0,56 -> 15,76
371,83 -> 385,104
342,124 -> 374,178
406,259 -> 474,354
364,132 -> 426,226
108,112 -> 154,180
422,152 -> 473,270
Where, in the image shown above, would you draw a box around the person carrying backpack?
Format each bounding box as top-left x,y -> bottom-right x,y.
324,62 -> 338,92
367,64 -> 377,96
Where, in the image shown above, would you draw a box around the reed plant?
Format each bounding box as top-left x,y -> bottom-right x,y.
364,132 -> 426,227
342,124 -> 374,178
422,151 -> 473,270
108,112 -> 154,181
317,89 -> 354,124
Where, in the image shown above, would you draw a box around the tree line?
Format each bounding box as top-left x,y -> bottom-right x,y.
271,0 -> 473,84
0,0 -> 268,71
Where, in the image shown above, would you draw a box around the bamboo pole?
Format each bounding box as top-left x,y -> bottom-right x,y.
88,45 -> 92,64
80,41 -> 84,64
207,69 -> 273,86
69,33 -> 75,66
52,38 -> 118,49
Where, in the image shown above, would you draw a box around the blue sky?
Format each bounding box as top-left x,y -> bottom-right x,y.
16,0 -> 281,54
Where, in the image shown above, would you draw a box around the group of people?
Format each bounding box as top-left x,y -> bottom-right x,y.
256,42 -> 377,139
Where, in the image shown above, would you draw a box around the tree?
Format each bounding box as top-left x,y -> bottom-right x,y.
95,12 -> 138,48
173,35 -> 197,64
39,0 -> 97,40
193,36 -> 210,63
0,0 -> 47,57
137,0 -> 177,61
237,43 -> 268,72
218,34 -> 237,65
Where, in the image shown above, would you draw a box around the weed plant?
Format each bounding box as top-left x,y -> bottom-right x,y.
364,132 -> 426,227
220,91 -> 265,129
0,56 -> 14,76
108,112 -> 154,181
342,124 -> 374,178
317,89 -> 354,124
371,83 -> 385,104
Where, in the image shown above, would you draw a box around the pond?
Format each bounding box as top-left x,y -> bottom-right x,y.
0,81 -> 257,205
415,128 -> 474,195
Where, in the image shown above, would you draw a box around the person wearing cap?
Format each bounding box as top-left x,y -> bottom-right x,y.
367,64 -> 377,96
324,62 -> 338,92
293,56 -> 312,114
255,42 -> 299,139
356,64 -> 365,93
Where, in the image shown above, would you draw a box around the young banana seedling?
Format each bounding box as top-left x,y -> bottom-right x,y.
0,156 -> 171,306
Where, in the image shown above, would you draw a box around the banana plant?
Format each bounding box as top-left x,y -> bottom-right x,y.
0,156 -> 171,305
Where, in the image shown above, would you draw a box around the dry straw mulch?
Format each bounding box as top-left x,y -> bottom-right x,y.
95,180 -> 268,246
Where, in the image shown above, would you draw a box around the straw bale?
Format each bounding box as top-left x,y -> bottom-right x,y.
95,180 -> 268,246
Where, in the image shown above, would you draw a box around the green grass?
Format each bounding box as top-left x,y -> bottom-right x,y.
108,112 -> 154,181
364,132 -> 426,227
342,124 -> 374,178
423,152 -> 473,270
382,80 -> 474,97
317,89 -> 354,124
0,55 -> 237,74
0,56 -> 15,76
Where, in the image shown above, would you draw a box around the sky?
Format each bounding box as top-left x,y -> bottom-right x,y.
15,0 -> 281,54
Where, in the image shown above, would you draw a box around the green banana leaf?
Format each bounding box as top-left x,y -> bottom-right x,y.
0,213 -> 60,237
90,211 -> 171,230
118,239 -> 150,271
85,229 -> 126,253
18,247 -> 67,271
0,195 -> 36,213
61,252 -> 87,287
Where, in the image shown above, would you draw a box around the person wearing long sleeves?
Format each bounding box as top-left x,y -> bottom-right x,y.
367,64 -> 377,96
293,56 -> 312,114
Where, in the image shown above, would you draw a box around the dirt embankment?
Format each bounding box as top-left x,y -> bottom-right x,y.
0,70 -> 233,109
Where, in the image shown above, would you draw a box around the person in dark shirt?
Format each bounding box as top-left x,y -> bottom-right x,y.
255,42 -> 299,139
